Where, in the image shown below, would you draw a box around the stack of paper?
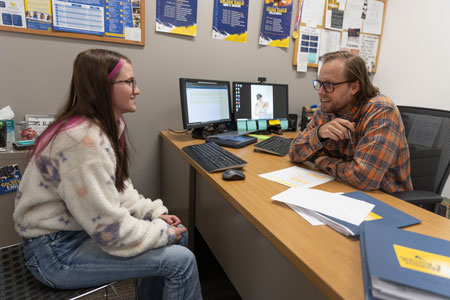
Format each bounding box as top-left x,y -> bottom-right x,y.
313,191 -> 421,236
272,188 -> 375,227
272,189 -> 420,237
360,222 -> 450,300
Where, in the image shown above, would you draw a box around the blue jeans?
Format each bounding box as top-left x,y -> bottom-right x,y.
22,229 -> 202,300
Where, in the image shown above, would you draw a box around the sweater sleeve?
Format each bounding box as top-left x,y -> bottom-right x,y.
58,156 -> 172,257
118,179 -> 168,221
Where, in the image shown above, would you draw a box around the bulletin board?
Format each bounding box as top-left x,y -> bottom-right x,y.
292,0 -> 387,72
0,0 -> 145,45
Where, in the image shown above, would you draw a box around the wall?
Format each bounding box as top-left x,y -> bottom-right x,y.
0,1 -> 319,199
373,0 -> 450,197
2,0 -> 448,198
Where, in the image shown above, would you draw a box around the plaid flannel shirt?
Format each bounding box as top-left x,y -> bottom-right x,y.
289,95 -> 413,193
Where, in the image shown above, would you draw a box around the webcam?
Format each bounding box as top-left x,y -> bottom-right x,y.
258,77 -> 267,84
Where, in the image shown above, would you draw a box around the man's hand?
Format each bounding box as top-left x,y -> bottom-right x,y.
318,118 -> 355,142
159,214 -> 181,227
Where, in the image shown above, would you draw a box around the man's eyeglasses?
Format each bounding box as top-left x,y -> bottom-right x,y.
111,79 -> 137,93
313,80 -> 350,93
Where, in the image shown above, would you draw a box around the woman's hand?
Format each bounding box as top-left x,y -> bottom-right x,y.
159,214 -> 181,227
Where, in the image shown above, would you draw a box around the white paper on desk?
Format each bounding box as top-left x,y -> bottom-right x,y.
287,204 -> 324,226
259,166 -> 334,188
287,192 -> 345,226
272,188 -> 374,225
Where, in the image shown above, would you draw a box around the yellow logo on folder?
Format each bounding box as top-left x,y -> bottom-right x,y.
365,212 -> 382,221
394,244 -> 450,279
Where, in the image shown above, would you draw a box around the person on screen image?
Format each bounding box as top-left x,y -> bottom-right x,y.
289,51 -> 413,193
254,93 -> 270,119
13,49 -> 202,300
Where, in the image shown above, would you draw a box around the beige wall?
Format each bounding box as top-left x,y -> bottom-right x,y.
373,0 -> 450,197
0,1 -> 318,199
4,1 -> 446,199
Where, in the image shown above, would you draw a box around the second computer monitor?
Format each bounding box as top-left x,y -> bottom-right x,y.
233,82 -> 288,121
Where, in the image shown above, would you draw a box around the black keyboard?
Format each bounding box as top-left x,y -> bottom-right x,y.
182,142 -> 247,172
253,136 -> 293,156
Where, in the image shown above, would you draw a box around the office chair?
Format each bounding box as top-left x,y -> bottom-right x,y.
0,243 -> 138,300
390,106 -> 450,214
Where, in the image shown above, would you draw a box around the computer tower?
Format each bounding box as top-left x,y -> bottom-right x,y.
287,114 -> 298,132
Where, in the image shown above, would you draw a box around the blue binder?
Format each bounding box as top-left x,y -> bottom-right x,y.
319,191 -> 421,236
361,222 -> 450,299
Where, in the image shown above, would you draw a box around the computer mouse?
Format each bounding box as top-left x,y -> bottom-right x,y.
222,169 -> 246,181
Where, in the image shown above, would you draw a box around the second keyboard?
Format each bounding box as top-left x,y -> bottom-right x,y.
253,136 -> 293,156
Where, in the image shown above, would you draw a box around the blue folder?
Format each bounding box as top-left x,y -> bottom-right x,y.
319,191 -> 421,236
361,222 -> 450,299
359,228 -> 376,300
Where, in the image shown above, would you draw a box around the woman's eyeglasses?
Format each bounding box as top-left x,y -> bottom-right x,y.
111,79 -> 137,93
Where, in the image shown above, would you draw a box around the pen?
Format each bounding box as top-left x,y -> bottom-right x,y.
348,129 -> 353,145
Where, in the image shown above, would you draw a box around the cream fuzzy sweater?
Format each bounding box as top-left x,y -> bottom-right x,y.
14,118 -> 173,257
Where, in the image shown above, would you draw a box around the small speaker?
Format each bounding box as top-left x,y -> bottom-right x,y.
287,114 -> 298,132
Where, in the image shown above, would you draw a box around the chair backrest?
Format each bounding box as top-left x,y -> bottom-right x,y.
397,106 -> 450,194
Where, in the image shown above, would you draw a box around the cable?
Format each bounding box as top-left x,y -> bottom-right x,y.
168,128 -> 190,134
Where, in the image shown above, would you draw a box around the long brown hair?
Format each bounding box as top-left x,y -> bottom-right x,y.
321,51 -> 379,106
31,49 -> 130,191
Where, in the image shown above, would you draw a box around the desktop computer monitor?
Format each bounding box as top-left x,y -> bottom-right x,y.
179,78 -> 232,137
232,81 -> 289,121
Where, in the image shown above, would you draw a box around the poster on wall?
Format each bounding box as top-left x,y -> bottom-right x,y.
0,0 -> 26,28
52,0 -> 104,35
104,0 -> 125,37
156,0 -> 197,36
24,0 -> 52,30
212,0 -> 249,43
259,0 -> 294,48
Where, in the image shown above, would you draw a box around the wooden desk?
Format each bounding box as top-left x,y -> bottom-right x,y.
160,130 -> 450,300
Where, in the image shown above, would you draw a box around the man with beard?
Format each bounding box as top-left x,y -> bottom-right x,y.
289,51 -> 413,193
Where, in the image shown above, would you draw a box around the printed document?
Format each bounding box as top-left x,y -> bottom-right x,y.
272,188 -> 374,225
259,166 -> 334,188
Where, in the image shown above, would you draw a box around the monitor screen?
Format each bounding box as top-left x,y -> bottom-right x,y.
233,82 -> 288,121
179,78 -> 232,129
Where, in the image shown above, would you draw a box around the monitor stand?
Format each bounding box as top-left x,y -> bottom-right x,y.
191,124 -> 229,140
191,128 -> 206,139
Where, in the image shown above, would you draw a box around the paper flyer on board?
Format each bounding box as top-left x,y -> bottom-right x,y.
156,0 -> 197,36
212,0 -> 249,43
361,0 -> 383,35
296,26 -> 321,72
124,0 -> 141,41
300,0 -> 325,28
52,0 -> 104,35
104,0 -> 125,38
324,0 -> 346,31
259,0 -> 294,48
0,0 -> 26,28
24,0 -> 51,30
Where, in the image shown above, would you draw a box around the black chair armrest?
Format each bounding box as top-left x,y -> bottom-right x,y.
390,190 -> 443,206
